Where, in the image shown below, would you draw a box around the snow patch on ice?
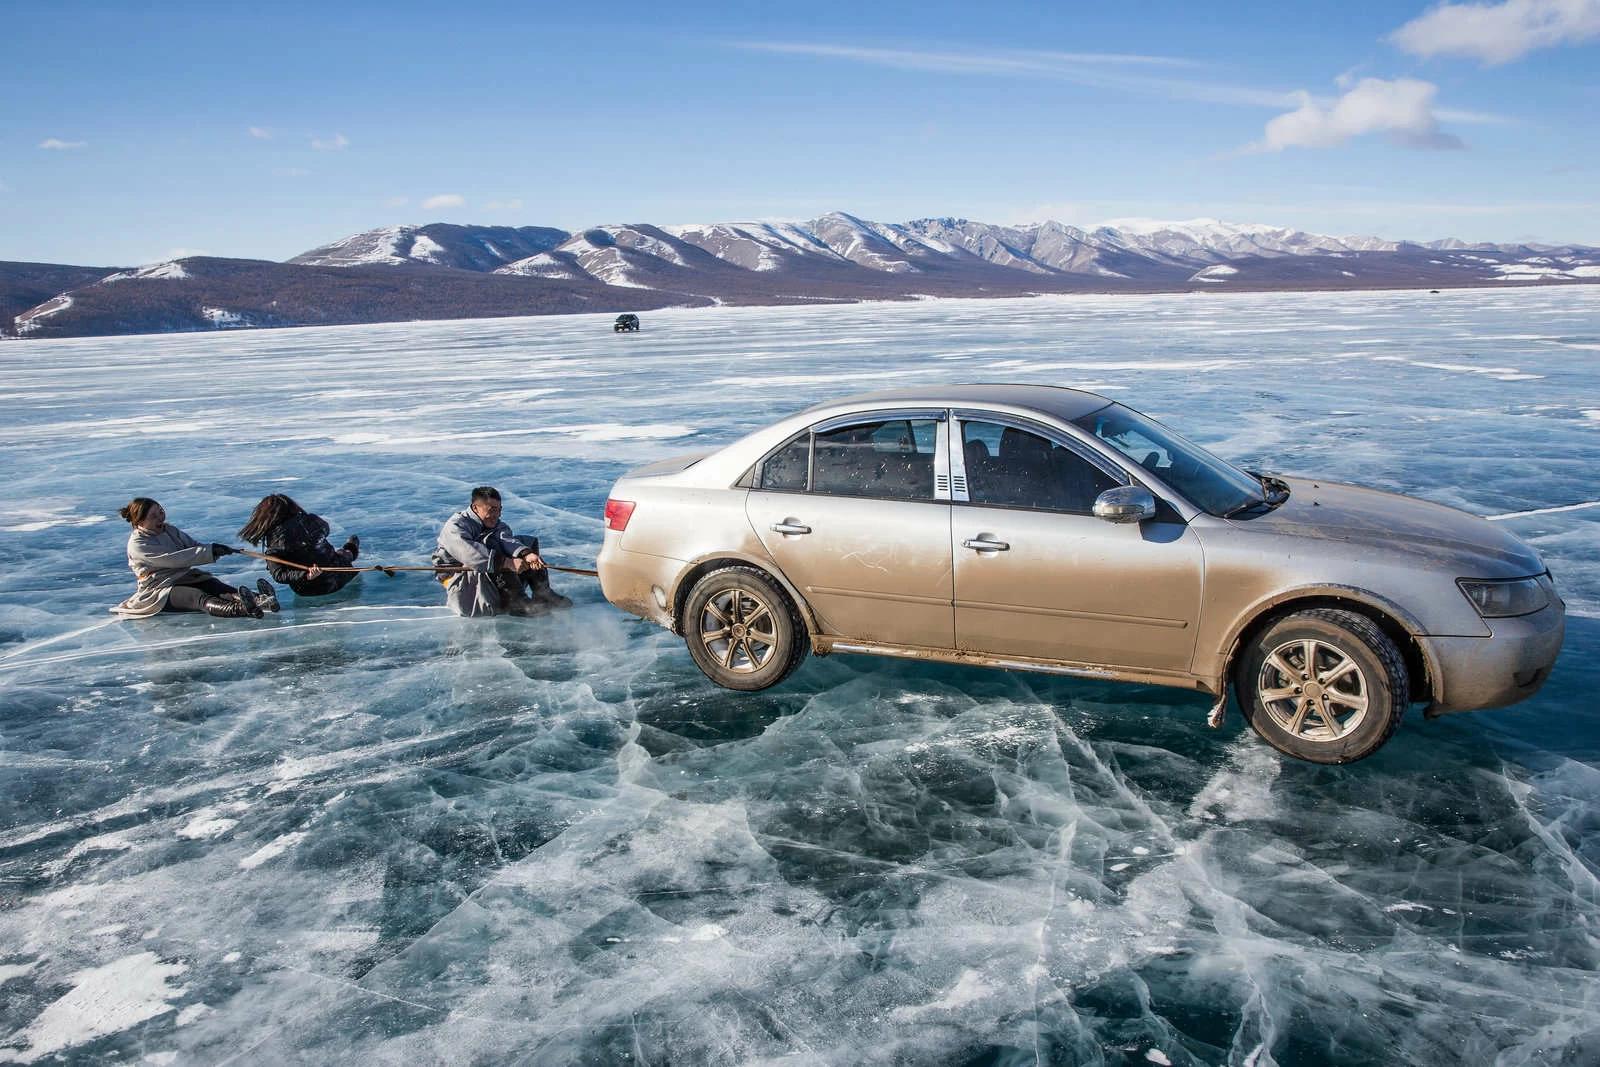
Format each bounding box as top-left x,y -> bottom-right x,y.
0,507 -> 109,533
176,812 -> 238,840
238,831 -> 307,870
2,952 -> 187,1063
0,960 -> 38,985
1371,355 -> 1543,381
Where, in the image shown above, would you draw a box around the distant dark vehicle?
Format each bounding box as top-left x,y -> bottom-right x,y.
614,314 -> 640,333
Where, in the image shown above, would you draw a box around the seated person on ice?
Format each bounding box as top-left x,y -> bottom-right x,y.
111,497 -> 278,619
238,494 -> 361,597
433,486 -> 571,618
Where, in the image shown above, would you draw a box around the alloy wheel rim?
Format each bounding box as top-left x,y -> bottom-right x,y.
1257,637 -> 1370,742
699,588 -> 778,674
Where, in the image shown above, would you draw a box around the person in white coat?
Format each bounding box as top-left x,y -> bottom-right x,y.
110,497 -> 278,619
433,486 -> 570,618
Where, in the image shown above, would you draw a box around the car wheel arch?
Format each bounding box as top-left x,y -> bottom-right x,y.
671,554 -> 818,636
1218,586 -> 1440,707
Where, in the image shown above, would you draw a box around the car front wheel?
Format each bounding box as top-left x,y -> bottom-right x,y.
1235,607 -> 1408,764
683,566 -> 807,691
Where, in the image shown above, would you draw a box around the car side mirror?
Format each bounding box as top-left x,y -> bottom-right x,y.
1093,486 -> 1157,524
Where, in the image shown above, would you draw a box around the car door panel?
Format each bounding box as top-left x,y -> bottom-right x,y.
748,494 -> 954,648
952,507 -> 1203,670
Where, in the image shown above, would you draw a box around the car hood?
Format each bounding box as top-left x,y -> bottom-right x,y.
1234,476 -> 1544,577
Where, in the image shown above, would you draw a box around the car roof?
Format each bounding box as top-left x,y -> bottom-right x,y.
802,383 -> 1114,422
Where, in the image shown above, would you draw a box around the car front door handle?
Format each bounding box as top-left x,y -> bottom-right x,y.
771,521 -> 812,536
963,536 -> 1010,552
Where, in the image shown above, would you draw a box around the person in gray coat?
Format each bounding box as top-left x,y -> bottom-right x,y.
433,486 -> 571,618
110,497 -> 279,619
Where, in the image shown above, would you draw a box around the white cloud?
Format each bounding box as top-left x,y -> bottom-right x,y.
485,198 -> 524,211
737,41 -> 1203,74
310,133 -> 349,151
421,194 -> 465,210
1390,0 -> 1600,64
732,39 -> 1517,126
735,41 -> 1293,107
248,126 -> 272,140
39,138 -> 86,150
1254,77 -> 1464,151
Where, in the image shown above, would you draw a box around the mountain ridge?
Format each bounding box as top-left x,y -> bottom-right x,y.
7,213 -> 1599,339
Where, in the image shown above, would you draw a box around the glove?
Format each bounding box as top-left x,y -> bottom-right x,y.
211,543 -> 236,557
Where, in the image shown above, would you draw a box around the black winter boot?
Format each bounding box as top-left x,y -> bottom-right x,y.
341,535 -> 360,560
254,579 -> 281,613
237,585 -> 266,619
201,595 -> 255,619
526,566 -> 572,610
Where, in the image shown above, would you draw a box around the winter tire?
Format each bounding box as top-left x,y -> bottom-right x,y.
1235,607 -> 1408,764
683,566 -> 807,691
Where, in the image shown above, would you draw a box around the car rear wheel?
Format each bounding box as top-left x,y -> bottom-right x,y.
1235,608 -> 1408,764
683,566 -> 808,691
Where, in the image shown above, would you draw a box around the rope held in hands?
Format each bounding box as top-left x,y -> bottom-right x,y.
235,548 -> 599,579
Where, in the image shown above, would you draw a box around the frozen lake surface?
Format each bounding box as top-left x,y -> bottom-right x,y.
1,288 -> 1598,1064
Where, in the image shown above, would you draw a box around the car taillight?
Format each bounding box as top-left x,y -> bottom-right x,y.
604,498 -> 636,531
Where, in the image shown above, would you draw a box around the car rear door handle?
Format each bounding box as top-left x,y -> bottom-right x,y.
771,521 -> 812,536
963,536 -> 1010,552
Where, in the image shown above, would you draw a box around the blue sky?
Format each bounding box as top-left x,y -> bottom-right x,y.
3,0 -> 1598,265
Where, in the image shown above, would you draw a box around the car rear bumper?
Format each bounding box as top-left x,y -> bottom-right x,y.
1423,600 -> 1566,716
597,536 -> 679,631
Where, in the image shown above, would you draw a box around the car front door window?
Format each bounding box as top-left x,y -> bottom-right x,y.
960,420 -> 1117,512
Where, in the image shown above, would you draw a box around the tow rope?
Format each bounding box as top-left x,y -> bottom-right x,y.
235,548 -> 599,579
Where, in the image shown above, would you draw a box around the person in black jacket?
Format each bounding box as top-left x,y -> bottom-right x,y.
239,494 -> 362,597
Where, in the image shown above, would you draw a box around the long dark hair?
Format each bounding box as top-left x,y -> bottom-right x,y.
119,497 -> 159,526
239,494 -> 306,544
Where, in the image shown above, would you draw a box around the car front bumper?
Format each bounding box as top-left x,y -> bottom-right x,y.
1423,599 -> 1566,716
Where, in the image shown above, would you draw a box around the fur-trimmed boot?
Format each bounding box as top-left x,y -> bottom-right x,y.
254,579 -> 281,613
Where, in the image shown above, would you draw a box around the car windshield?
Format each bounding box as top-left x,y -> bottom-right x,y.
1071,403 -> 1266,516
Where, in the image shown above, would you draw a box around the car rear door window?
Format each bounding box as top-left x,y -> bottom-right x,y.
812,418 -> 939,501
961,421 -> 1117,512
759,433 -> 811,491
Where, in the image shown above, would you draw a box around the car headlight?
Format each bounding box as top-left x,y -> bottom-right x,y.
1457,576 -> 1550,618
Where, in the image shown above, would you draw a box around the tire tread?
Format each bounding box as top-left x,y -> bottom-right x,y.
1236,606 -> 1408,763
685,565 -> 808,690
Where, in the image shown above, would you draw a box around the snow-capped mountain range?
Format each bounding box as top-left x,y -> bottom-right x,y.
290,212 -> 1589,286
6,213 -> 1598,339
290,214 -> 1426,283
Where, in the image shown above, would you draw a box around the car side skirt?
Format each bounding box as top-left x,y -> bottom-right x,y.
811,635 -> 1219,696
